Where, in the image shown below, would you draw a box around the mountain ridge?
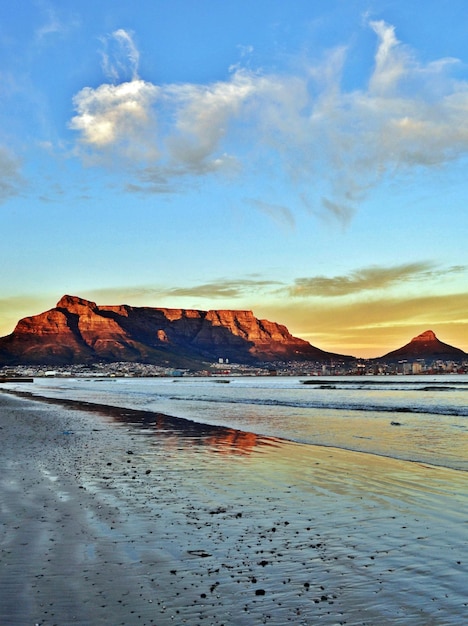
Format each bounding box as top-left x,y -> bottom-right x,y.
0,295 -> 353,367
1,297 -> 466,367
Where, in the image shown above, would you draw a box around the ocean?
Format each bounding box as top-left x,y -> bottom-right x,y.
17,374 -> 468,471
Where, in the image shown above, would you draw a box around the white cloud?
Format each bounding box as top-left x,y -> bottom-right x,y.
69,80 -> 159,160
70,29 -> 153,160
71,66 -> 261,173
164,70 -> 260,174
101,29 -> 140,82
369,20 -> 408,94
70,20 -> 468,219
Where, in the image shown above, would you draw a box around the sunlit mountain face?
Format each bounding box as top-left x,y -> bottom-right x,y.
0,295 -> 353,367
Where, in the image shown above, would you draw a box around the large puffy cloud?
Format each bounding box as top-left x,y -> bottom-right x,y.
70,80 -> 159,160
70,29 -> 157,160
70,65 -> 261,174
70,23 -> 468,217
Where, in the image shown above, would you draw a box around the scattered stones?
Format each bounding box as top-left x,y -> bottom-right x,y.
209,507 -> 227,515
187,550 -> 212,558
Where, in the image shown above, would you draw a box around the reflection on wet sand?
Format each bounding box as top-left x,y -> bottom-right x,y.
108,402 -> 276,455
8,390 -> 276,455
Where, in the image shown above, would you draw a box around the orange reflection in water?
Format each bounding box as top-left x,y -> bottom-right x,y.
99,402 -> 271,456
204,429 -> 261,455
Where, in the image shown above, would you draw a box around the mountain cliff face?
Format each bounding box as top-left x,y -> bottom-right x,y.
0,295 -> 351,367
380,330 -> 467,362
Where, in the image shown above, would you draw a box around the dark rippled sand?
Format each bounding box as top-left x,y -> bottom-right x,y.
1,391 -> 467,625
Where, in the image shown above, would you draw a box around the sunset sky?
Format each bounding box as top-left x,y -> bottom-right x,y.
1,0 -> 467,358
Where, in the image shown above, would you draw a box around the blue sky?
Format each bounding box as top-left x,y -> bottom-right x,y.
1,0 -> 468,357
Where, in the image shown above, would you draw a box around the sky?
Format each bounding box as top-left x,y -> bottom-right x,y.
1,0 -> 468,358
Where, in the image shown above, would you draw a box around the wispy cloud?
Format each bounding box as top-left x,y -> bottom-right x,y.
84,262 -> 465,310
35,3 -> 65,41
87,278 -> 283,305
246,198 -> 295,229
68,21 -> 468,221
34,2 -> 79,44
0,147 -> 23,203
289,262 -> 441,297
69,22 -> 468,220
166,278 -> 282,299
101,29 -> 140,82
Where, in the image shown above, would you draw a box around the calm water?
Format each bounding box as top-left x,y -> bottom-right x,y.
12,374 -> 468,471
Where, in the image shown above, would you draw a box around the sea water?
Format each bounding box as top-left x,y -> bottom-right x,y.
14,374 -> 468,471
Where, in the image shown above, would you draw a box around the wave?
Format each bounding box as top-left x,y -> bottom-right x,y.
162,392 -> 468,418
300,378 -> 468,388
420,386 -> 458,392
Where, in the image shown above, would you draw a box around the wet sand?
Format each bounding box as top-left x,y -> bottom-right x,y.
1,391 -> 467,625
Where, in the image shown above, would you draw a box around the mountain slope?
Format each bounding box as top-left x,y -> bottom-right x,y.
380,330 -> 467,362
0,295 -> 352,367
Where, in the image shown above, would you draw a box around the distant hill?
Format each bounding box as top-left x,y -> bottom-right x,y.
379,330 -> 467,362
0,295 -> 353,367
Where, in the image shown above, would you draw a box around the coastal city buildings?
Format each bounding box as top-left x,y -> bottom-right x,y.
2,357 -> 467,380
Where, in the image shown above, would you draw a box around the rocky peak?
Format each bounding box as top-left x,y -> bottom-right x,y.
56,295 -> 98,315
411,330 -> 437,343
381,329 -> 466,361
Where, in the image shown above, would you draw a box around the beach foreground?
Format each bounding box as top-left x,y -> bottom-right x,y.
1,391 -> 467,625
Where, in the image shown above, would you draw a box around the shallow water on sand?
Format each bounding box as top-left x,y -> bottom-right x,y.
16,374 -> 468,471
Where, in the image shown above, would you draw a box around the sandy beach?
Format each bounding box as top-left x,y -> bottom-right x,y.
1,390 -> 467,625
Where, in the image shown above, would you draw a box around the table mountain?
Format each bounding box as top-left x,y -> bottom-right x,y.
0,295 -> 352,367
380,330 -> 467,362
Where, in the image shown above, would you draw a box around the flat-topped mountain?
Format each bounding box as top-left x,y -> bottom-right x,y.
0,295 -> 353,367
380,330 -> 467,362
